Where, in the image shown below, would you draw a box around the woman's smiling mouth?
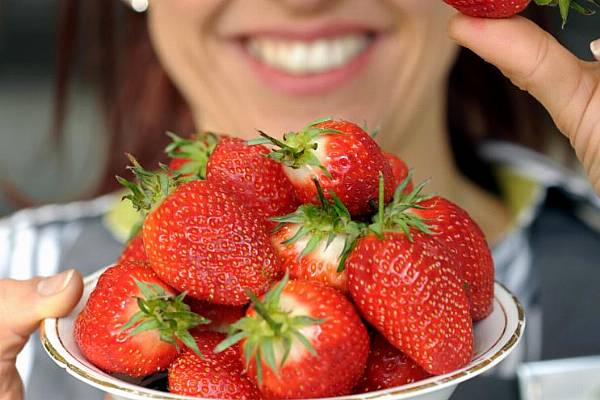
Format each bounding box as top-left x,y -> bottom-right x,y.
245,33 -> 372,75
231,25 -> 382,95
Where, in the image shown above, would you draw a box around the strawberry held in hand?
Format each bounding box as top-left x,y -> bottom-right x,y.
250,118 -> 395,216
206,136 -> 299,225
347,178 -> 473,375
271,180 -> 364,292
74,262 -> 207,377
444,0 -> 599,27
168,332 -> 260,399
216,274 -> 369,399
444,0 -> 532,18
118,156 -> 283,305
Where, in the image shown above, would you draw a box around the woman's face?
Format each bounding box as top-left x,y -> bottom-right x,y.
147,0 -> 457,139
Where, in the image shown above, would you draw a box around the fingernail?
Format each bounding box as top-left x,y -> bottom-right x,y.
37,270 -> 75,296
591,39 -> 600,59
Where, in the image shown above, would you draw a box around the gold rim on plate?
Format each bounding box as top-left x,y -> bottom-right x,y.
40,270 -> 525,400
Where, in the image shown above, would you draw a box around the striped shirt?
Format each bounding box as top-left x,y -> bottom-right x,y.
0,194 -> 118,390
0,142 -> 598,394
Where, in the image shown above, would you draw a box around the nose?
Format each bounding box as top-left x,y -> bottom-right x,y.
275,0 -> 339,14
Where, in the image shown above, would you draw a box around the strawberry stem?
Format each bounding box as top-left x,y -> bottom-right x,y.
378,173 -> 385,231
116,154 -> 185,215
369,173 -> 435,241
272,180 -> 365,272
121,278 -> 210,357
164,131 -> 219,179
244,289 -> 281,333
246,117 -> 342,178
369,173 -> 386,240
533,0 -> 599,28
215,273 -> 324,384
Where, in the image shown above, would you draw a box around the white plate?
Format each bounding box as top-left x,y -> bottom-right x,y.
518,355 -> 600,400
40,267 -> 525,400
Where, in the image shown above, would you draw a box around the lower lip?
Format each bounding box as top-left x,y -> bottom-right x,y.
233,37 -> 378,96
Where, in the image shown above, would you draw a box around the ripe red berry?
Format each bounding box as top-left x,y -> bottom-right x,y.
168,332 -> 260,399
355,333 -> 431,393
117,233 -> 147,264
75,263 -> 206,377
250,118 -> 394,216
118,157 -> 284,306
270,180 -> 364,292
217,275 -> 369,399
206,137 -> 299,226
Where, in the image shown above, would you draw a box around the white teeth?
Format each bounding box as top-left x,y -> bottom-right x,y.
307,40 -> 329,72
246,34 -> 369,75
288,42 -> 308,73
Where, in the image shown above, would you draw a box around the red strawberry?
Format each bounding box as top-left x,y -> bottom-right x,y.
444,0 -> 597,26
117,233 -> 147,264
355,333 -> 430,393
168,156 -> 191,174
74,262 -> 206,377
217,275 -> 369,399
165,131 -> 220,179
188,300 -> 246,333
206,137 -> 299,225
272,224 -> 350,292
347,230 -> 473,375
271,180 -> 364,292
408,196 -> 494,321
168,332 -> 260,399
117,157 -> 283,305
444,0 -> 531,18
346,178 -> 473,375
251,118 -> 394,216
383,152 -> 413,193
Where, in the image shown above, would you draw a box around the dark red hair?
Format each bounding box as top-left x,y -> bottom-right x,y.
52,0 -> 194,200
48,1 -> 557,201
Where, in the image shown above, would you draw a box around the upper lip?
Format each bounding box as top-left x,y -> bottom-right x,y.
225,21 -> 385,42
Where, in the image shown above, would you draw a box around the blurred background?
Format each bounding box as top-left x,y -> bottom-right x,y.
0,1 -> 599,217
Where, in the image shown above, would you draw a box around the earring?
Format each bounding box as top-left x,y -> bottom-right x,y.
126,0 -> 149,13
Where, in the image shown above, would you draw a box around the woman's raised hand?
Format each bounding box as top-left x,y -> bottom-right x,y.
449,15 -> 600,194
0,270 -> 83,400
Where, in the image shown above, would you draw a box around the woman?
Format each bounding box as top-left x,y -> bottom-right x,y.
1,1 -> 599,399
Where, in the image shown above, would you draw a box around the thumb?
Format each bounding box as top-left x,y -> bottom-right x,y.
0,269 -> 84,360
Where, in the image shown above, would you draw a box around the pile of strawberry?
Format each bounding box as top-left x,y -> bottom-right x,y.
74,118 -> 495,400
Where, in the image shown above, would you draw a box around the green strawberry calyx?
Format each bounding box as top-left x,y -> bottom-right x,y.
246,117 -> 341,178
272,179 -> 366,273
164,131 -> 220,179
534,0 -> 599,28
215,273 -> 325,384
121,278 -> 210,357
370,173 -> 434,242
116,154 -> 187,215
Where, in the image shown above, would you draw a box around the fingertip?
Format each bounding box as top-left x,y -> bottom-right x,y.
591,39 -> 600,61
447,14 -> 486,44
36,269 -> 84,319
37,269 -> 75,296
448,15 -> 538,49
